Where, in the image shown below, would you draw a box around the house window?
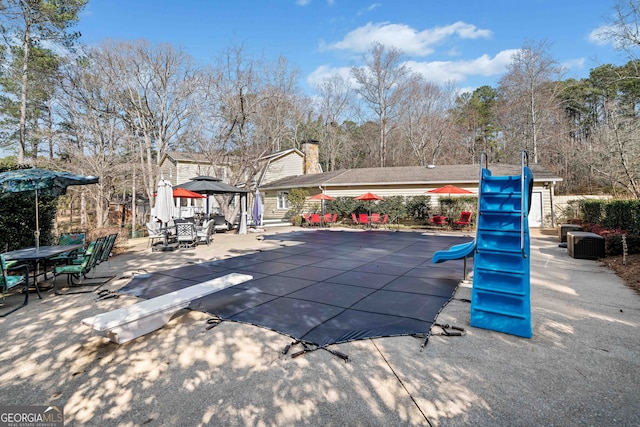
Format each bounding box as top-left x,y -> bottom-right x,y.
277,191 -> 289,210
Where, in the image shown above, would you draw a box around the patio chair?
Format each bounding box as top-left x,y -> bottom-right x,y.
351,213 -> 359,225
146,222 -> 164,248
0,254 -> 29,317
310,214 -> 322,227
370,213 -> 381,227
53,238 -> 105,295
323,213 -> 333,226
303,213 -> 311,227
359,213 -> 369,227
44,231 -> 87,279
429,215 -> 448,227
85,233 -> 118,280
176,222 -> 197,248
196,220 -> 215,245
452,211 -> 473,230
380,214 -> 389,228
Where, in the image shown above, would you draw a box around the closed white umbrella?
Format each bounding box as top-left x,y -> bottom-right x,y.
155,178 -> 174,226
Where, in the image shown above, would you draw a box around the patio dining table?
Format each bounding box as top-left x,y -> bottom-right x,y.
3,244 -> 84,297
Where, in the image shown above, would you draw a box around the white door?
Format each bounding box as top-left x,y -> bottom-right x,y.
529,191 -> 543,227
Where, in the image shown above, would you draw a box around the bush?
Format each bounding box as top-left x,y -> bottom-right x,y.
405,196 -> 432,224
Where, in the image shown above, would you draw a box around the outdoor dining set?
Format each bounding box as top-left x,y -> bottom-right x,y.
146,217 -> 216,251
1,231 -> 118,317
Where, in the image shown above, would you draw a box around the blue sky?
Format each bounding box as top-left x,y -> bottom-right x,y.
76,0 -> 624,94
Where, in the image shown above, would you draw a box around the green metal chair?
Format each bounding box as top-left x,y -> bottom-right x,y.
53,238 -> 104,295
45,232 -> 87,279
0,254 -> 30,317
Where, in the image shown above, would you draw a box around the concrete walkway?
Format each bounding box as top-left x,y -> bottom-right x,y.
0,227 -> 638,426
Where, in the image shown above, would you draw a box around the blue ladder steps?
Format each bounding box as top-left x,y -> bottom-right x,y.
470,166 -> 533,338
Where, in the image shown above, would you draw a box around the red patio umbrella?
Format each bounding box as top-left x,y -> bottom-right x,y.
427,185 -> 474,196
309,193 -> 336,201
354,192 -> 384,201
173,187 -> 207,198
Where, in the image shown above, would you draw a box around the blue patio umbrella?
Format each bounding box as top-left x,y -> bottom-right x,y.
0,168 -> 99,248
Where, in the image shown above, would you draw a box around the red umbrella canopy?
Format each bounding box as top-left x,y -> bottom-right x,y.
173,187 -> 207,198
309,193 -> 336,201
427,185 -> 474,195
354,192 -> 384,201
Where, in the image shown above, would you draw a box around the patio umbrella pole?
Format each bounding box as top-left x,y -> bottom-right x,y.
34,189 -> 40,249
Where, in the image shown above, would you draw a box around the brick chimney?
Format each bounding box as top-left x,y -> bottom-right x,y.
302,139 -> 320,175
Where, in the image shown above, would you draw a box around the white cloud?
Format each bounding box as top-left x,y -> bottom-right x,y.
357,3 -> 381,16
296,0 -> 311,6
561,58 -> 585,71
589,25 -> 612,46
306,65 -> 355,88
329,21 -> 492,55
403,49 -> 519,84
306,49 -> 518,90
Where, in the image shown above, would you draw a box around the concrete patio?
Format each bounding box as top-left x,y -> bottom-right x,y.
0,226 -> 638,426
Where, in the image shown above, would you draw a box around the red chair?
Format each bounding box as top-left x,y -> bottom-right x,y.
452,211 -> 473,230
323,213 -> 333,225
429,215 -> 448,227
332,213 -> 338,223
359,213 -> 369,227
351,213 -> 359,225
380,214 -> 389,228
303,213 -> 311,227
370,213 -> 381,226
310,214 -> 322,227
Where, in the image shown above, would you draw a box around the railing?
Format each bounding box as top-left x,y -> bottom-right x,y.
520,150 -> 529,257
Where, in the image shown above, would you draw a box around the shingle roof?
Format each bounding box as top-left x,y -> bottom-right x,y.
260,163 -> 562,190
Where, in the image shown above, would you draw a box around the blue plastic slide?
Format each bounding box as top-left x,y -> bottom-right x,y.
432,240 -> 475,264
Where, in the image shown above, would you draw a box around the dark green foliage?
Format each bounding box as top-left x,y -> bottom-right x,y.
377,196 -> 407,223
602,200 -> 640,233
285,188 -> 309,219
0,166 -> 57,251
405,196 -> 432,223
580,200 -> 605,224
326,197 -> 360,219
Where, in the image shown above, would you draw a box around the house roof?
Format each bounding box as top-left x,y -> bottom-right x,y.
258,148 -> 303,162
260,163 -> 563,190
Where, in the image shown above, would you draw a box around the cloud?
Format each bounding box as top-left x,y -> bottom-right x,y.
307,49 -> 518,90
306,65 -> 355,88
589,25 -> 613,46
561,57 -> 586,72
403,49 -> 519,84
296,0 -> 311,6
328,21 -> 492,55
588,25 -> 613,46
357,3 -> 381,16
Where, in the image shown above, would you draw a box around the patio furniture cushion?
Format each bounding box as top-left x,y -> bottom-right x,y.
0,254 -> 29,317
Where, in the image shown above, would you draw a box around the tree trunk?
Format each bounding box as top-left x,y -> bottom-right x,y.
19,19 -> 31,165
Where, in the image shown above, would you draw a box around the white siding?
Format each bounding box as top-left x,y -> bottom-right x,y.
261,153 -> 303,185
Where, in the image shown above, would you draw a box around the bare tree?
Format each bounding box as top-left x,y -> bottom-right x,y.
603,0 -> 640,54
56,57 -> 130,228
351,43 -> 410,167
398,75 -> 457,166
497,40 -> 563,163
89,40 -> 201,203
590,112 -> 640,198
313,73 -> 355,171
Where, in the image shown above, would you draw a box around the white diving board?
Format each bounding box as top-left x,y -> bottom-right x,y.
81,273 -> 253,344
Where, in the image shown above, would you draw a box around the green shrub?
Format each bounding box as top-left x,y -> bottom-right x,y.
405,196 -> 432,224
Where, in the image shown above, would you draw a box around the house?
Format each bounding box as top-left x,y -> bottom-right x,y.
157,142 -> 322,219
258,146 -> 563,228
